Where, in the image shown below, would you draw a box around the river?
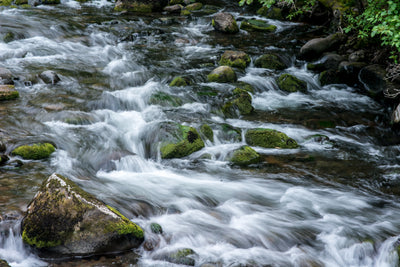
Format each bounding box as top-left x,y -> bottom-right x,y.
1,0 -> 400,266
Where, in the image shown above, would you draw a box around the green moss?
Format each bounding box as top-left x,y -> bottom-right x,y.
245,128 -> 298,149
168,248 -> 196,266
161,127 -> 205,159
240,20 -> 277,32
19,3 -> 31,7
221,123 -> 242,142
222,91 -> 254,117
180,9 -> 191,15
277,74 -> 307,93
219,52 -> 250,70
3,32 -> 14,43
22,230 -> 61,248
105,205 -> 144,238
207,66 -> 237,83
254,54 -> 286,70
150,223 -> 163,234
15,0 -> 27,4
257,6 -> 283,20
12,143 -> 55,160
230,146 -> 260,166
169,76 -> 188,87
185,2 -> 202,11
235,81 -> 255,93
200,124 -> 214,142
149,92 -> 182,107
0,85 -> 19,101
0,259 -> 10,267
114,2 -> 152,12
0,0 -> 12,6
170,0 -> 183,4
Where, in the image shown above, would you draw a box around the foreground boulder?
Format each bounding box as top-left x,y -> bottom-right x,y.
212,12 -> 239,34
0,85 -> 19,101
22,173 -> 144,257
245,128 -> 298,149
219,50 -> 251,69
299,33 -> 347,60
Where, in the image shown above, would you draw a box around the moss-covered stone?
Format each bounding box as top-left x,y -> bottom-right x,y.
12,143 -> 55,160
219,50 -> 251,70
200,124 -> 214,142
235,81 -> 255,93
15,0 -> 27,4
180,8 -> 191,15
169,0 -> 182,4
22,173 -> 144,256
169,76 -> 188,87
229,146 -> 260,166
161,126 -> 205,159
3,32 -> 15,43
0,259 -> 10,267
0,85 -> 19,101
167,248 -> 196,266
149,92 -> 182,107
207,66 -> 237,83
114,0 -> 154,12
0,155 -> 10,166
254,54 -> 286,70
277,74 -> 307,93
150,223 -> 163,234
240,20 -> 277,32
222,91 -> 254,117
221,123 -> 242,142
257,6 -> 283,20
245,128 -> 298,149
0,0 -> 12,6
185,2 -> 201,10
212,12 -> 239,34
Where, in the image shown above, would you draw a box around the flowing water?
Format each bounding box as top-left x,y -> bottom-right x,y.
1,1 -> 400,266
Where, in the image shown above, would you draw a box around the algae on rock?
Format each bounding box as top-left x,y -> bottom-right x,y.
277,74 -> 307,93
245,128 -> 298,149
219,50 -> 251,69
254,53 -> 287,70
207,66 -> 237,83
229,145 -> 261,166
240,20 -> 277,32
12,143 -> 55,160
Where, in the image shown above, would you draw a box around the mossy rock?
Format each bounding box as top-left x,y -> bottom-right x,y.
220,123 -> 242,142
161,126 -> 205,159
229,146 -> 260,166
319,69 -> 342,86
0,155 -> 10,166
212,12 -> 239,34
185,2 -> 201,11
277,74 -> 307,93
180,9 -> 191,15
222,91 -> 254,117
219,51 -> 251,70
149,92 -> 182,107
207,66 -> 237,83
166,248 -> 196,266
234,81 -> 254,93
169,0 -> 182,4
0,259 -> 10,267
15,0 -> 27,4
150,223 -> 163,234
41,0 -> 60,4
240,20 -> 277,32
0,85 -> 19,101
21,174 -> 144,257
200,124 -> 214,142
257,6 -> 283,20
12,143 -> 55,160
245,128 -> 298,149
254,54 -> 286,70
114,0 -> 164,12
169,76 -> 188,87
0,0 -> 12,6
3,32 -> 15,43
304,119 -> 336,129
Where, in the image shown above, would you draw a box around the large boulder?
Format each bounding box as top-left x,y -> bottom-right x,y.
219,51 -> 251,69
207,66 -> 237,83
0,85 -> 19,101
277,74 -> 307,93
114,0 -> 168,12
0,68 -> 13,85
254,53 -> 287,70
299,33 -> 347,60
359,64 -> 388,96
212,12 -> 239,34
245,128 -> 298,149
240,20 -> 277,32
21,174 -> 144,257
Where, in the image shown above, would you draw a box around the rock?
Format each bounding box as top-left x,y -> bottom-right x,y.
0,85 -> 19,101
3,32 -> 15,43
180,8 -> 191,15
219,50 -> 250,69
212,12 -> 239,34
392,103 -> 400,125
235,81 -> 255,93
12,143 -> 55,160
338,61 -> 367,87
150,223 -> 163,234
0,141 -> 6,153
114,0 -> 168,12
348,50 -> 365,62
245,128 -> 298,149
149,92 -> 182,107
164,4 -> 182,13
185,2 -> 201,11
21,174 -> 144,257
229,145 -> 260,166
207,66 -> 237,83
160,126 -> 205,159
0,0 -> 12,6
41,0 -> 60,4
299,33 -> 347,60
222,90 -> 254,117
319,69 -> 342,86
277,74 -> 307,93
169,76 -> 188,86
166,248 -> 196,266
257,6 -> 283,20
307,53 -> 344,72
0,155 -> 9,166
0,68 -> 13,85
220,123 -> 242,142
359,64 -> 387,96
143,235 -> 160,251
240,20 -> 277,32
0,259 -> 10,267
254,53 -> 287,70
39,70 -> 60,85
200,124 -> 214,142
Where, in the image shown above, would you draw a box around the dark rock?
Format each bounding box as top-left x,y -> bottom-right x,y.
0,155 -> 9,166
219,50 -> 250,69
21,173 -> 144,257
164,4 -> 182,13
149,92 -> 182,107
0,141 -> 6,153
207,66 -> 237,83
338,61 -> 367,87
240,19 -> 277,32
0,85 -> 19,101
39,70 -> 60,85
114,0 -> 168,12
299,33 -> 347,60
319,69 -> 342,86
392,103 -> 400,126
212,12 -> 239,34
150,222 -> 163,234
254,53 -> 287,70
0,259 -> 10,267
257,6 -> 283,20
277,74 -> 307,93
348,50 -> 366,62
307,53 -> 344,72
143,235 -> 160,251
359,65 -> 388,96
0,68 -> 13,85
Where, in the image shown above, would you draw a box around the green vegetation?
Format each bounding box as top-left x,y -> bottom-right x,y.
277,74 -> 307,93
12,143 -> 55,160
230,145 -> 261,166
245,128 -> 298,148
161,126 -> 205,159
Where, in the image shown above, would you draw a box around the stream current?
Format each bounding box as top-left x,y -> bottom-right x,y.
1,1 -> 400,266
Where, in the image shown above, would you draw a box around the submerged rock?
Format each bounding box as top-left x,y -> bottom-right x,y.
219,50 -> 251,69
307,53 -> 344,72
240,19 -> 277,32
12,143 -> 55,160
166,248 -> 196,266
277,74 -> 307,93
212,12 -> 239,34
160,126 -> 205,159
149,92 -> 182,107
0,85 -> 19,101
299,33 -> 347,60
169,76 -> 188,86
245,128 -> 298,149
254,53 -> 287,70
207,66 -> 237,83
200,124 -> 214,142
319,69 -> 342,86
229,145 -> 260,166
39,70 -> 60,85
359,64 -> 388,96
0,259 -> 10,267
21,173 -> 144,257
